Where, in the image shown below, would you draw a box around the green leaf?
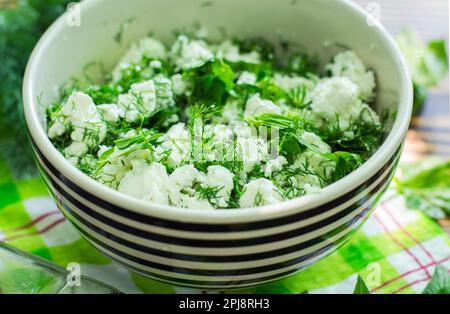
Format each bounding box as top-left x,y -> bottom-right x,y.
422,265 -> 450,294
412,82 -> 428,115
326,151 -> 363,182
185,59 -> 235,107
353,275 -> 371,294
0,0 -> 75,177
211,60 -> 235,91
396,29 -> 448,116
396,159 -> 450,219
396,28 -> 449,88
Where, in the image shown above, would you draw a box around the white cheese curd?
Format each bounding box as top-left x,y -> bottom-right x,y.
300,131 -> 331,153
201,124 -> 235,161
292,151 -> 335,188
304,184 -> 322,195
215,124 -> 235,145
158,123 -> 191,168
310,77 -> 364,130
239,178 -> 283,208
117,80 -> 157,122
237,137 -> 269,173
233,121 -> 257,139
237,71 -> 257,85
168,164 -> 199,190
244,94 -> 281,118
361,103 -> 381,125
166,164 -> 215,209
217,100 -> 242,124
178,195 -> 214,210
326,51 -> 376,101
118,160 -> 170,205
198,165 -> 235,208
274,73 -> 316,92
112,37 -> 167,81
170,35 -> 214,70
94,147 -> 132,189
154,75 -> 175,108
171,74 -> 188,95
264,156 -> 288,177
97,104 -> 121,123
216,40 -> 261,64
149,60 -> 162,69
51,92 -> 107,156
112,37 -> 166,80
48,119 -> 66,139
64,142 -> 88,158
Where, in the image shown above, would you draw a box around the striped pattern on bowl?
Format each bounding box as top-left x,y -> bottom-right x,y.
30,135 -> 403,289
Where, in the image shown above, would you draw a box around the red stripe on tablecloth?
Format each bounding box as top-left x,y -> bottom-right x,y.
392,267 -> 450,294
372,256 -> 450,292
381,203 -> 437,264
5,210 -> 60,232
3,217 -> 66,242
373,213 -> 430,278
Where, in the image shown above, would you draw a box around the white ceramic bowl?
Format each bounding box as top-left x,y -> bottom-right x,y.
23,0 -> 413,289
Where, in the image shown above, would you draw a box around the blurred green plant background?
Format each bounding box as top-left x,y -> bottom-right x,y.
0,0 -> 74,177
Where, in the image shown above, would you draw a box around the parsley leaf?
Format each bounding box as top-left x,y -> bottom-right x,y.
396,28 -> 448,114
353,275 -> 371,294
422,265 -> 450,294
185,59 -> 235,107
395,159 -> 450,220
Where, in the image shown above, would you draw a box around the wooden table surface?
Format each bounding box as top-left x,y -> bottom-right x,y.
355,0 -> 450,233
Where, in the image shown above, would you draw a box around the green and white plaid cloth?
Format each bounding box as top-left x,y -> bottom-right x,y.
1,156 -> 449,294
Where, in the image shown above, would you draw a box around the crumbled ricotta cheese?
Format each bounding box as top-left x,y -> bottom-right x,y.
216,40 -> 260,64
150,60 -> 162,69
274,73 -> 316,92
217,100 -> 242,124
239,178 -> 283,208
264,156 -> 288,177
117,80 -> 156,122
48,119 -> 66,139
154,75 -> 175,108
166,164 -> 214,209
292,151 -> 335,188
158,123 -> 191,168
50,92 -> 107,160
97,104 -> 121,123
171,74 -> 188,95
171,35 -> 214,70
237,137 -> 269,173
244,94 -> 281,118
64,141 -> 88,158
301,131 -> 331,153
112,37 -> 166,80
310,77 -> 364,130
326,51 -> 376,101
237,71 -> 257,85
198,165 -> 234,208
118,160 -> 170,205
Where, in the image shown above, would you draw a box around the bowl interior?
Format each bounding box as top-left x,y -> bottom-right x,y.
30,0 -> 403,129
24,0 -> 412,221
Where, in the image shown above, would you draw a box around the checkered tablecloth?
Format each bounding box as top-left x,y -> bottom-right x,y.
1,154 -> 449,294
